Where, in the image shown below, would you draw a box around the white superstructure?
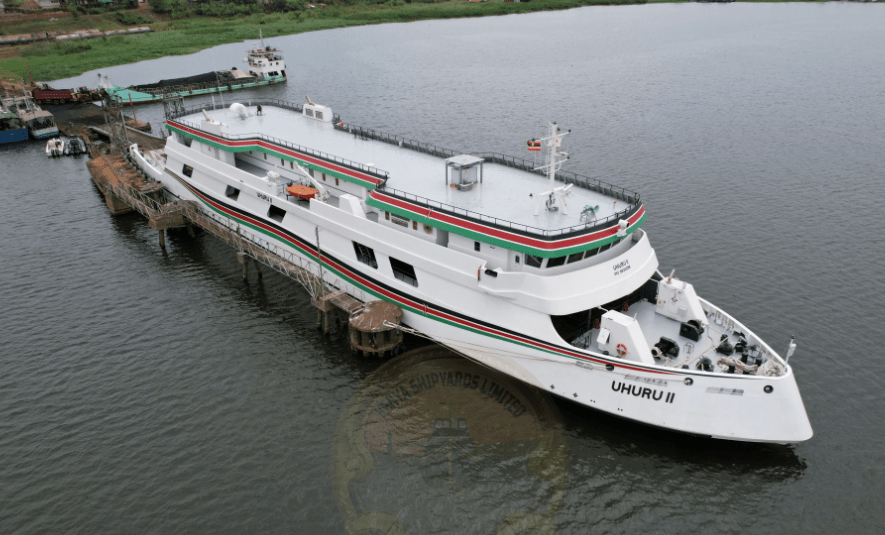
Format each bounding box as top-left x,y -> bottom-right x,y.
133,97 -> 813,443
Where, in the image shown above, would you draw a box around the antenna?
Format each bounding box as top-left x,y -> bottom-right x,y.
531,122 -> 572,215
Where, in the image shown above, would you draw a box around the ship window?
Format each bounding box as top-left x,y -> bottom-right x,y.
267,204 -> 286,223
225,185 -> 240,201
306,109 -> 314,118
322,174 -> 326,182
598,243 -> 611,253
385,211 -> 390,220
390,214 -> 409,228
514,255 -> 520,264
567,252 -> 584,264
424,224 -> 433,234
584,247 -> 599,259
335,177 -> 339,186
474,241 -> 480,252
264,153 -> 267,160
547,256 -> 566,269
316,111 -> 324,120
353,242 -> 378,269
412,221 -> 418,231
290,162 -> 293,169
525,255 -> 543,268
182,164 -> 193,177
390,257 -> 418,287
281,158 -> 285,165
183,137 -> 192,147
611,238 -> 622,248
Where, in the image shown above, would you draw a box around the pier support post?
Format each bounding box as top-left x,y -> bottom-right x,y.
187,222 -> 196,238
237,251 -> 248,279
158,230 -> 166,249
253,259 -> 263,279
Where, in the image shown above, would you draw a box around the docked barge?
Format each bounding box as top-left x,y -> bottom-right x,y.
130,97 -> 813,443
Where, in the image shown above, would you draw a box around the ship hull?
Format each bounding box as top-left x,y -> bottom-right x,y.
107,75 -> 286,105
0,127 -> 28,143
147,142 -> 811,443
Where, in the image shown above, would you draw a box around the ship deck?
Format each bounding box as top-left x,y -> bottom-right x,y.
185,105 -> 630,233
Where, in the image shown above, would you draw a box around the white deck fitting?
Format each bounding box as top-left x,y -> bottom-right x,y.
182,106 -> 626,233
579,301 -> 751,372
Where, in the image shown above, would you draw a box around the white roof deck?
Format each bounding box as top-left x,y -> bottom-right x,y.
185,105 -> 630,233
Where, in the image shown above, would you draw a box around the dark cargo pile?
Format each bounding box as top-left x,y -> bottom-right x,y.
130,70 -> 254,91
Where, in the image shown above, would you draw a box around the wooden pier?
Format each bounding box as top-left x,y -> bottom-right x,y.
85,142 -> 392,348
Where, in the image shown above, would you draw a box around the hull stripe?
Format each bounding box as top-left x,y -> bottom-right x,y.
167,170 -> 672,375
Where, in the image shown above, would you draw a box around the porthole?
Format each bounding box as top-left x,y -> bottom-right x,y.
684,378 -> 694,386
423,224 -> 433,234
605,364 -> 614,372
764,385 -> 773,394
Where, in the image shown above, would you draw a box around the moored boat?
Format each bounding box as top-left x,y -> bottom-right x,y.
0,102 -> 28,144
131,96 -> 813,443
99,32 -> 287,105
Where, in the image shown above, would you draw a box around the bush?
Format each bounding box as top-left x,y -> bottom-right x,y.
116,12 -> 154,25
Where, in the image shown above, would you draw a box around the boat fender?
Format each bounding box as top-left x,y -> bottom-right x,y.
616,343 -> 628,357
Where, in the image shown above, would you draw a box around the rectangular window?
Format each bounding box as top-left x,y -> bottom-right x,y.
182,164 -> 193,177
547,256 -> 566,268
598,243 -> 611,253
353,242 -> 378,269
412,221 -> 418,231
281,158 -> 285,165
306,109 -> 314,117
309,169 -> 314,178
268,204 -> 286,223
264,153 -> 267,160
525,255 -> 543,268
225,185 -> 240,201
474,241 -> 481,252
335,177 -> 339,186
385,211 -> 390,220
567,252 -> 584,264
316,111 -> 324,120
390,257 -> 418,287
584,247 -> 599,259
290,162 -> 294,169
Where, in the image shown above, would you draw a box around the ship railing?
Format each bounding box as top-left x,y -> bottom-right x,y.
168,100 -> 382,179
335,122 -> 639,204
377,186 -> 640,239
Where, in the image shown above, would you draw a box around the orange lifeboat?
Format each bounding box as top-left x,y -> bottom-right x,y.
286,184 -> 319,200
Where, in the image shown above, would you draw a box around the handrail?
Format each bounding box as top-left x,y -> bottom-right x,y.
376,186 -> 639,239
166,100 -> 384,179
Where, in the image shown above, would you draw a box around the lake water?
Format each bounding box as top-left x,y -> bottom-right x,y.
2,3 -> 884,533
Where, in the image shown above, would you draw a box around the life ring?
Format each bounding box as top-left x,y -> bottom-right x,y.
622,301 -> 629,312
616,343 -> 628,357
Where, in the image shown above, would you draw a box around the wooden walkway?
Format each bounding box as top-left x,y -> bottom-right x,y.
88,150 -> 363,317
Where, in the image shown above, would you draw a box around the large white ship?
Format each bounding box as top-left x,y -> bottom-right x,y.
131,96 -> 812,443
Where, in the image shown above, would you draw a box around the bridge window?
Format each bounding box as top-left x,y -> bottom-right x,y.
390,257 -> 418,287
525,254 -> 542,268
225,185 -> 240,201
353,242 -> 378,269
474,241 -> 480,252
268,205 -> 286,223
567,252 -> 584,264
182,164 -> 193,177
584,247 -> 599,259
547,255 -> 566,268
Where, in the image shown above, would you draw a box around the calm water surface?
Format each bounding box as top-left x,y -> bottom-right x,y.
2,3 -> 884,534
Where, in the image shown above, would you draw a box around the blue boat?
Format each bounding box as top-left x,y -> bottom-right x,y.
0,104 -> 28,144
2,96 -> 59,140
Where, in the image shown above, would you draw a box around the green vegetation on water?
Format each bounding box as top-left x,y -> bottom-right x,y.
0,0 -> 645,82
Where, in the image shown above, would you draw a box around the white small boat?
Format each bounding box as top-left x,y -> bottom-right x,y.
45,137 -> 64,157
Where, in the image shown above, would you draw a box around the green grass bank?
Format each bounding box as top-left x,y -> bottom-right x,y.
1,0 -> 646,82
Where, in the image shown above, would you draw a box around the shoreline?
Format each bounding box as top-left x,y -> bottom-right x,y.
1,1 -> 643,83
0,0 -> 835,84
